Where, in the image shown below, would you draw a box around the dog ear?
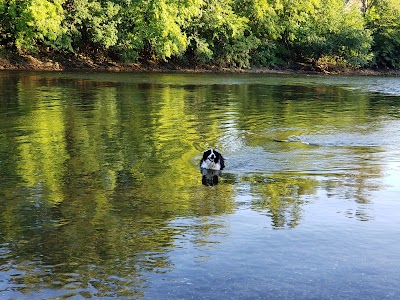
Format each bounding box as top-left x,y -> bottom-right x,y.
220,155 -> 225,170
203,149 -> 211,160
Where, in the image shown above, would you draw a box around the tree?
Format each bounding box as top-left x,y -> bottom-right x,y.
61,0 -> 120,54
0,0 -> 399,69
116,0 -> 202,62
274,0 -> 373,68
186,0 -> 258,68
0,0 -> 65,53
233,0 -> 282,66
365,0 -> 400,68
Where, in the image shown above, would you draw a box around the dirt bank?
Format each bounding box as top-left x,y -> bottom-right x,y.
1,53 -> 399,76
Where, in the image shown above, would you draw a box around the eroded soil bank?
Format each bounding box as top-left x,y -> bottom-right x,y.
1,53 -> 399,76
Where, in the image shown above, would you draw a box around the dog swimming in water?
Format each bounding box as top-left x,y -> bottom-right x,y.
199,149 -> 225,186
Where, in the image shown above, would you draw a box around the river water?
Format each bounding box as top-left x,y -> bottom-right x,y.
0,71 -> 399,299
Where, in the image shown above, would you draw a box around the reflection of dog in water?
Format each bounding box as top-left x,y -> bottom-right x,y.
200,149 -> 225,186
201,168 -> 221,186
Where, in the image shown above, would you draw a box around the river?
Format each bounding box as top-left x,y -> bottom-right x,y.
0,71 -> 399,299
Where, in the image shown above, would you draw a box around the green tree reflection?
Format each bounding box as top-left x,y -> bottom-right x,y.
0,74 -> 236,298
0,73 -> 393,298
244,174 -> 317,228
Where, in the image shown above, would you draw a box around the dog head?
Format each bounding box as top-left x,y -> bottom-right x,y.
202,149 -> 220,164
200,149 -> 225,171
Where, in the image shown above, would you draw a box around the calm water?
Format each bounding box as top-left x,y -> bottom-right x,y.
0,71 -> 399,299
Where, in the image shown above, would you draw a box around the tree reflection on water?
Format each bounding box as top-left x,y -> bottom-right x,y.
0,72 -> 394,298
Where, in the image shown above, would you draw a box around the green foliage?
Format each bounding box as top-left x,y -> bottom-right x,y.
274,0 -> 372,67
0,0 -> 64,52
0,0 -> 399,69
0,1 -> 10,45
365,0 -> 400,68
62,0 -> 120,53
332,7 -> 373,67
117,0 -> 201,62
187,0 -> 258,68
233,0 -> 282,66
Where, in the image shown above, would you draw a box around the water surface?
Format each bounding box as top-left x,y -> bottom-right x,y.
0,71 -> 399,299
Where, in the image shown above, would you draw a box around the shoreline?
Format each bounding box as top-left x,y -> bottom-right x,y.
1,54 -> 400,76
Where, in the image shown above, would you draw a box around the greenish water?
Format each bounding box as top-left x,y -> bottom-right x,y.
0,71 -> 399,299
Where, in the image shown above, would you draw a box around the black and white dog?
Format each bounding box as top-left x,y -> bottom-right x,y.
200,149 -> 225,186
200,149 -> 225,170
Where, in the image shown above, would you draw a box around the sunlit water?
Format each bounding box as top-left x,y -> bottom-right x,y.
0,71 -> 399,299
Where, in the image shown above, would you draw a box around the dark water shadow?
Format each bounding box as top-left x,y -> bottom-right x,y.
201,168 -> 222,186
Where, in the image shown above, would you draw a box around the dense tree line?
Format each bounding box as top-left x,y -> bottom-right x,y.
0,0 -> 399,69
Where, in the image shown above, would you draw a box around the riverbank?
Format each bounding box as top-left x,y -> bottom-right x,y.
1,52 -> 399,76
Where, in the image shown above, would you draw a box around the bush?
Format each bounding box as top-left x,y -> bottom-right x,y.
365,0 -> 400,68
281,0 -> 373,68
0,0 -> 64,53
61,0 -> 120,54
186,0 -> 259,68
